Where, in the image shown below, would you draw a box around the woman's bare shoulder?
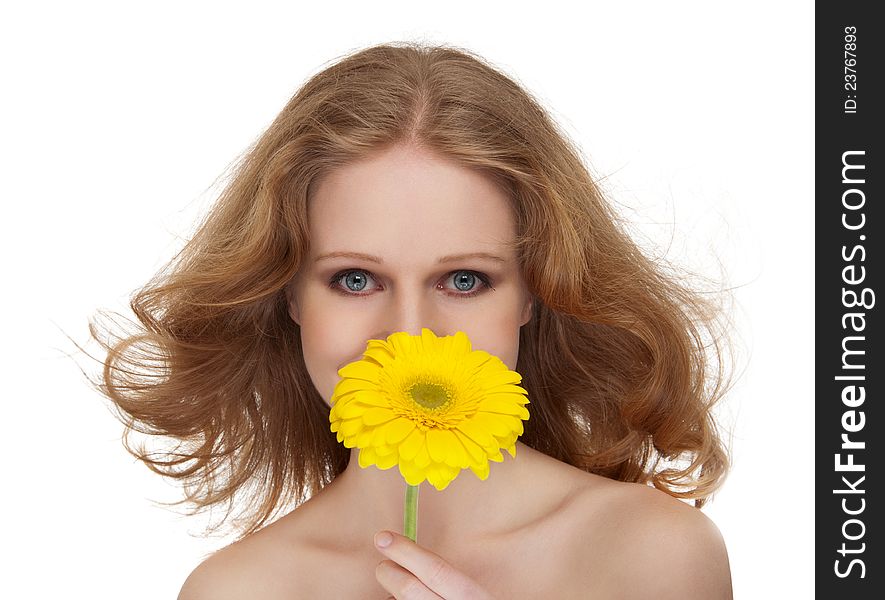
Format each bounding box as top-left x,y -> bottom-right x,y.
570,477 -> 733,599
176,514 -> 314,600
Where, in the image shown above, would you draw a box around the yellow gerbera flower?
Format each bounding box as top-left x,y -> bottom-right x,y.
329,328 -> 530,491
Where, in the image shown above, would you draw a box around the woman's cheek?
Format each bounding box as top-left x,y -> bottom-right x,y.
304,323 -> 372,403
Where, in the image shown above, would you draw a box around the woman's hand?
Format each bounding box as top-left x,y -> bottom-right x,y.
374,530 -> 496,600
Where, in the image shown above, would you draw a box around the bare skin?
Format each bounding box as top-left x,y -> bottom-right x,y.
179,442 -> 732,599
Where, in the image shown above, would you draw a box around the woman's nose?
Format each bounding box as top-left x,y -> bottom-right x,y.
385,288 -> 439,338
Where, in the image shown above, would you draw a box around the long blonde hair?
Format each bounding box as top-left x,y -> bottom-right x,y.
91,41 -> 733,540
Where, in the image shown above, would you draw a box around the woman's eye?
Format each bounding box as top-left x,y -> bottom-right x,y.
450,271 -> 478,291
444,271 -> 493,297
329,269 -> 493,297
452,271 -> 475,291
330,270 -> 377,294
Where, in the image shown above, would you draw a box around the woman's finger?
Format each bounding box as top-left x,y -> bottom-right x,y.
374,530 -> 495,599
376,559 -> 445,600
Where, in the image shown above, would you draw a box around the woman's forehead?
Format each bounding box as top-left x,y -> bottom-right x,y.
306,146 -> 518,257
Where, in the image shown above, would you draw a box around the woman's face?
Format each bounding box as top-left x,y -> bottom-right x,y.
287,144 -> 534,405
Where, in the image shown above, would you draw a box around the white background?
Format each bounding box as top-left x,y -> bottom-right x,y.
1,1 -> 813,597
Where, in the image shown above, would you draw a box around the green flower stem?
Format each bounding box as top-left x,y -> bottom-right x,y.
404,483 -> 419,543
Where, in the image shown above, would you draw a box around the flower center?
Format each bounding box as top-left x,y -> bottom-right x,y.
408,382 -> 450,410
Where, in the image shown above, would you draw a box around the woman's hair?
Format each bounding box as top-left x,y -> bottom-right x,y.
91,41 -> 734,540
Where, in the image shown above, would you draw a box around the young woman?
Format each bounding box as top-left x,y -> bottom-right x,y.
94,42 -> 734,599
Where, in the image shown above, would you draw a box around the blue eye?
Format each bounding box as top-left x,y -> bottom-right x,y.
328,269 -> 494,298
452,271 -> 477,291
329,269 -> 375,296
443,270 -> 494,298
343,271 -> 370,291
450,271 -> 495,298
329,270 -> 377,294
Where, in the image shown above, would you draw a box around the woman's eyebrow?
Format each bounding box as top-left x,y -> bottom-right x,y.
437,252 -> 507,264
313,251 -> 507,264
314,251 -> 383,264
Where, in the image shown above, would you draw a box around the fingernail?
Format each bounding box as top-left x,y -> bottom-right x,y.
375,531 -> 393,548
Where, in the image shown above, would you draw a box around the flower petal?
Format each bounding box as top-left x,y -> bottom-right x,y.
451,331 -> 472,354
331,378 -> 376,399
398,428 -> 425,461
375,444 -> 395,456
500,430 -> 520,449
362,345 -> 395,367
477,397 -> 530,418
388,331 -> 416,357
371,424 -> 388,447
355,428 -> 374,447
427,462 -> 457,491
399,460 -> 426,486
340,418 -> 363,437
462,350 -> 494,373
385,417 -> 416,446
425,428 -> 466,468
337,390 -> 392,409
358,446 -> 377,468
471,412 -> 516,438
481,370 -> 523,388
426,428 -> 450,464
413,444 -> 432,468
453,429 -> 486,465
469,458 -> 490,480
338,360 -> 381,382
361,407 -> 397,427
420,328 -> 438,353
334,398 -> 373,420
376,448 -> 398,469
485,384 -> 529,398
455,419 -> 497,451
444,431 -> 469,468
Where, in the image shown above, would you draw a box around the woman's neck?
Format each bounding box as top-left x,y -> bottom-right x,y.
328,441 -> 542,548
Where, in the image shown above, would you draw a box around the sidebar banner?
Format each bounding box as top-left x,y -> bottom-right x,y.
816,2 -> 882,596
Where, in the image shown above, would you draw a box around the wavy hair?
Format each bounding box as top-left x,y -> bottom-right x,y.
90,41 -> 734,540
